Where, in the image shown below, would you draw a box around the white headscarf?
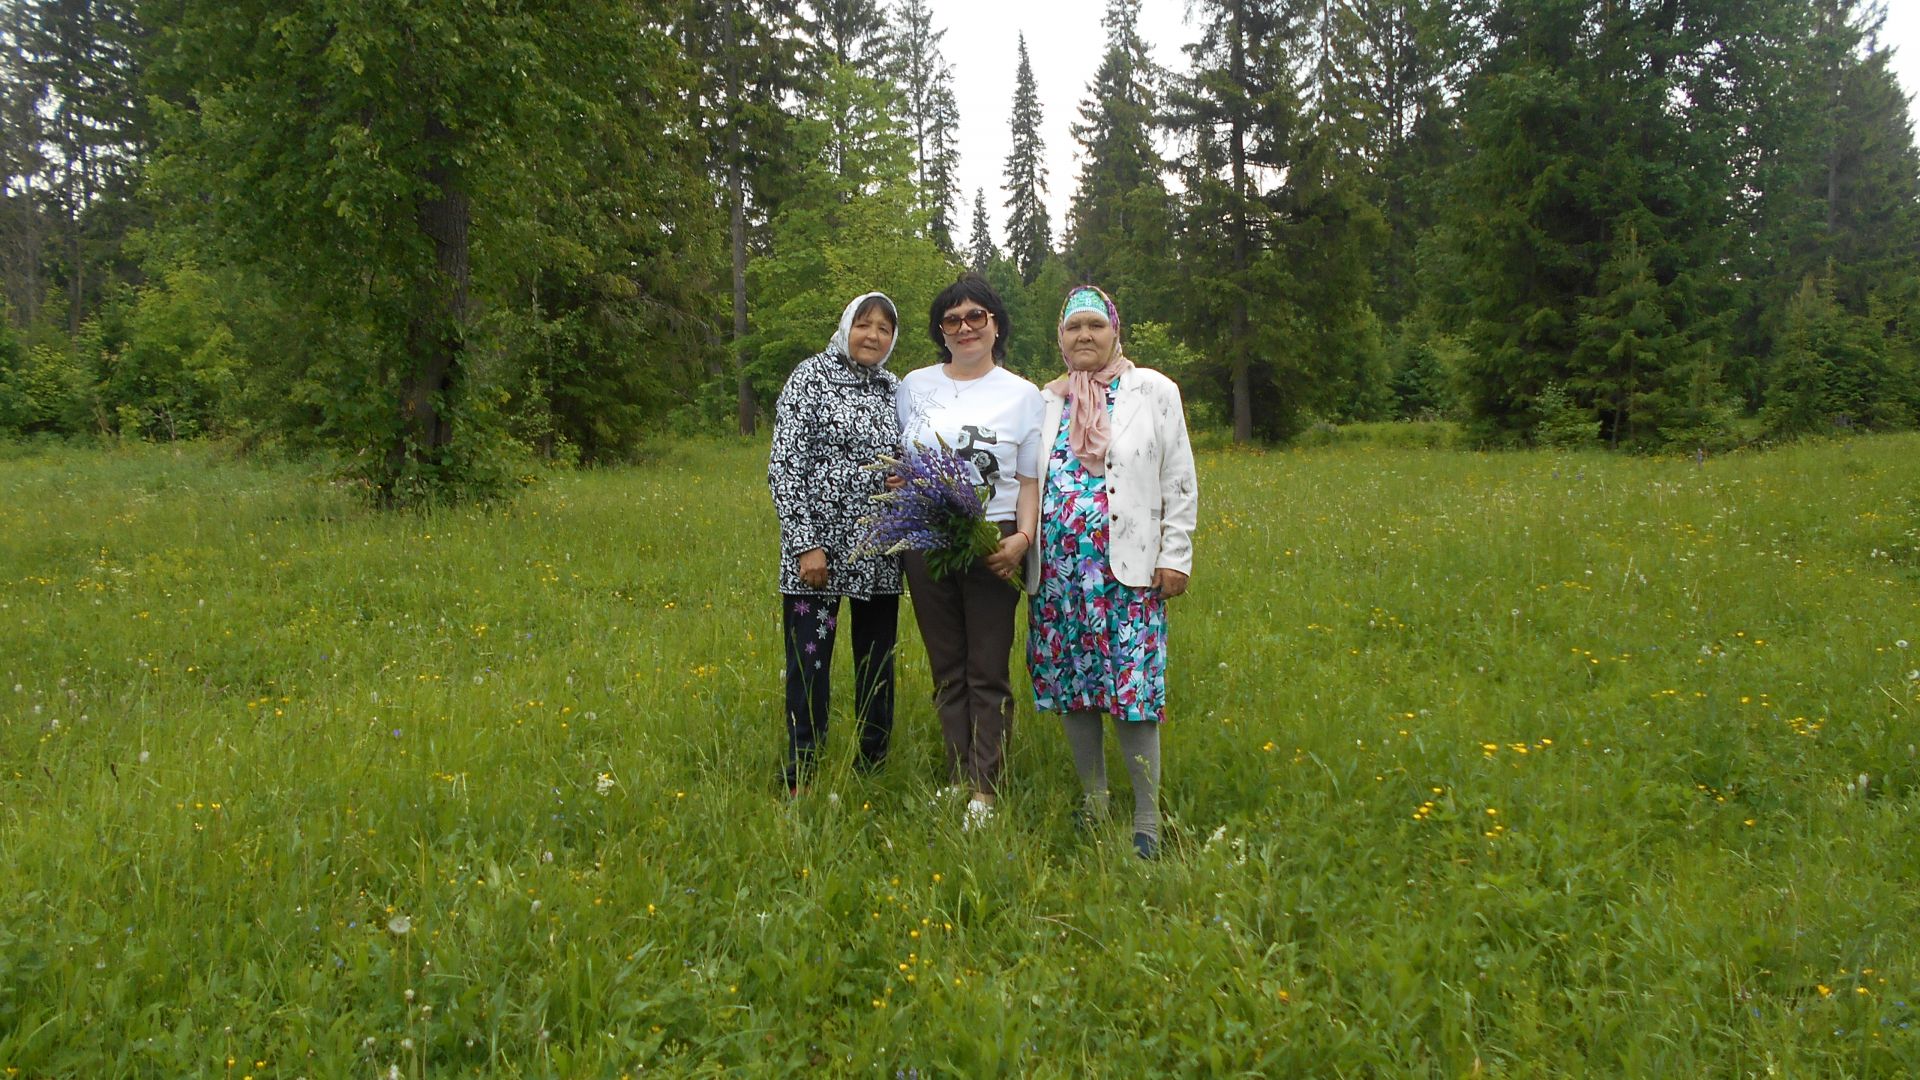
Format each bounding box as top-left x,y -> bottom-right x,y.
827,291 -> 900,367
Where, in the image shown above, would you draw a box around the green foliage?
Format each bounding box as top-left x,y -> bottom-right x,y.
888,0 -> 962,253
1532,381 -> 1600,449
7,0 -> 1918,465
1657,351 -> 1747,454
0,323 -> 91,437
97,266 -> 242,441
1065,0 -> 1177,323
1002,36 -> 1052,285
4,436 -> 1920,1073
1759,269 -> 1910,440
991,255 -> 1072,384
744,60 -> 957,407
143,0 -> 704,501
1570,232 -> 1698,449
965,188 -> 997,273
1387,325 -> 1463,420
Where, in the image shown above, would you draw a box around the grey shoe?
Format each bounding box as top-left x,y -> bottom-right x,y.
1132,832 -> 1159,860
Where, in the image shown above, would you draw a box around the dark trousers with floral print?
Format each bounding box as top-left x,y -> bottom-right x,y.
782,592 -> 899,789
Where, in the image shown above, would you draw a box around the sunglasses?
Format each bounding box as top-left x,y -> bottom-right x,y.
939,308 -> 993,334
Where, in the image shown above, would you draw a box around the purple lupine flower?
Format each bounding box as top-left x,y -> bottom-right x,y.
855,440 -> 1012,584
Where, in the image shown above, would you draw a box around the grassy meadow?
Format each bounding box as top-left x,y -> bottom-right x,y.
2,432 -> 1918,1077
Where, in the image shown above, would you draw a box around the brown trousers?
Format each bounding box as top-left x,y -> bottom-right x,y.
903,521 -> 1018,795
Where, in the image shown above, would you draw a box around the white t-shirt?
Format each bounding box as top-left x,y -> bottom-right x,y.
896,364 -> 1045,521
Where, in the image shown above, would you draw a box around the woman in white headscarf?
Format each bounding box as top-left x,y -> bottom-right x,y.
768,292 -> 903,794
1025,285 -> 1197,859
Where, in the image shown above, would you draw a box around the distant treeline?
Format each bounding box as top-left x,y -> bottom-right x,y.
2,0 -> 1916,499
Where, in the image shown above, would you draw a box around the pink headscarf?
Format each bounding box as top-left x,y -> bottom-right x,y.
1049,286 -> 1133,476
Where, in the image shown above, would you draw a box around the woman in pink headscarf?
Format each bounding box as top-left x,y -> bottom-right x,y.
1024,285 -> 1198,860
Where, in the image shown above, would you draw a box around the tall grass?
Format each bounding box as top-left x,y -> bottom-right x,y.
2,435 -> 1917,1076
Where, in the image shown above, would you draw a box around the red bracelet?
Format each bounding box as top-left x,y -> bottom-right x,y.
1014,530 -> 1032,546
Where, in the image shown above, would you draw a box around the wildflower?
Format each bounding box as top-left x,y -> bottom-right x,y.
595,772 -> 615,796
856,441 -> 1007,582
387,915 -> 411,935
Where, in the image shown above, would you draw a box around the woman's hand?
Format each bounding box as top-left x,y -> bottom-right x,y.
1152,568 -> 1189,598
985,531 -> 1029,582
798,548 -> 830,589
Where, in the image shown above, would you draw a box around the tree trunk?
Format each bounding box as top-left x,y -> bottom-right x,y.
392,116 -> 470,494
1229,1 -> 1253,443
732,149 -> 754,436
725,0 -> 755,436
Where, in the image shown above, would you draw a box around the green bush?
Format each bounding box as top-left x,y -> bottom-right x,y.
1533,382 -> 1601,448
100,267 -> 245,440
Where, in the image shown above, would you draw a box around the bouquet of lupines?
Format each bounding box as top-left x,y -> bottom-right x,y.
857,438 -> 1010,583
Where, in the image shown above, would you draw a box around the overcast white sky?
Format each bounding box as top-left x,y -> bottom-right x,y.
944,1 -> 1920,243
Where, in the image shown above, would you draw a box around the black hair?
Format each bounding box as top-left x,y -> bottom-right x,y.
927,273 -> 1011,364
851,294 -> 897,330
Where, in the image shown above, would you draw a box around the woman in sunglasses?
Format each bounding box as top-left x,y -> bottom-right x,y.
895,273 -> 1044,831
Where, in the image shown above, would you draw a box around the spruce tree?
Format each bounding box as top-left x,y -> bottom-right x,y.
967,188 -> 998,272
1066,0 -> 1175,320
890,0 -> 961,252
6,0 -> 149,333
1346,0 -> 1477,324
1002,35 -> 1052,285
1165,0 -> 1307,441
800,0 -> 893,68
684,0 -> 807,434
1434,0 -> 1733,445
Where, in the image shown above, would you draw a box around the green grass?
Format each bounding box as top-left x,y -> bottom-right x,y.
2,434 -> 1918,1077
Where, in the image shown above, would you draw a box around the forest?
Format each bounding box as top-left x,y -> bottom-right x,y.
2,0 -> 1917,500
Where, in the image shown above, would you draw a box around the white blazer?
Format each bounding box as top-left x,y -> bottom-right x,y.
1025,366 -> 1198,590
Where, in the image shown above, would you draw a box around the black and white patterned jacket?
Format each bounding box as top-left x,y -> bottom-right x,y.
768,349 -> 903,597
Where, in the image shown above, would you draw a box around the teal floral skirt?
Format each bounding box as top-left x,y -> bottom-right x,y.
1027,409 -> 1167,723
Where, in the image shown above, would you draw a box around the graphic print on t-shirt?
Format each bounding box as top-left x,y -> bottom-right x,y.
954,424 -> 1001,484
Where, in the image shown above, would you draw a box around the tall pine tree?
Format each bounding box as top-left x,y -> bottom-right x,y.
684,0 -> 806,434
1003,35 -> 1052,285
6,0 -> 149,333
1166,0 -> 1307,440
889,0 -> 961,253
1065,0 -> 1176,321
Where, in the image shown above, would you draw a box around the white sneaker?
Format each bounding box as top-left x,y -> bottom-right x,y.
962,797 -> 995,832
